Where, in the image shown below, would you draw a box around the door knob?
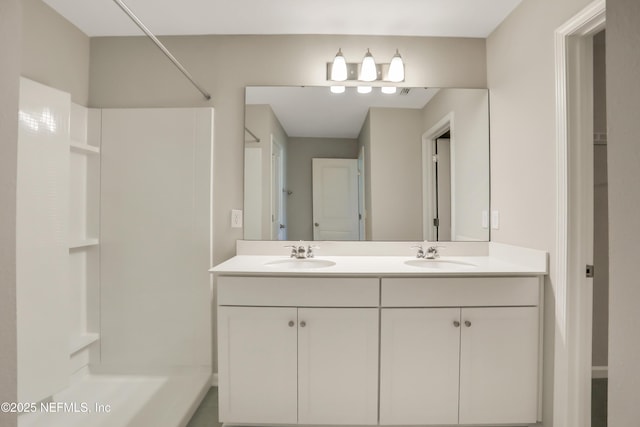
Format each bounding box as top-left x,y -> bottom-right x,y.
314,223 -> 319,227
280,224 -> 285,229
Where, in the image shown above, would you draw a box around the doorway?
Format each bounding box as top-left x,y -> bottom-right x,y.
554,1 -> 606,426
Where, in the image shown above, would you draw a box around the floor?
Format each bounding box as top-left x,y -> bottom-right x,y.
189,382 -> 608,427
187,387 -> 222,427
592,378 -> 608,427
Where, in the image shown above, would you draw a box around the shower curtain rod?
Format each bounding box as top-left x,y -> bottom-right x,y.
245,127 -> 261,143
112,0 -> 212,101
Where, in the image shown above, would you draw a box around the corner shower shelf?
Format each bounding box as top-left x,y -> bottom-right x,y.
70,141 -> 100,155
69,238 -> 100,250
69,333 -> 100,355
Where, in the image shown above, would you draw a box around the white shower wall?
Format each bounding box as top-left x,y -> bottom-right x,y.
99,108 -> 213,371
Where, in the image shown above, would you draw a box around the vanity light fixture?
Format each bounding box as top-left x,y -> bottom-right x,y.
359,49 -> 377,82
388,49 -> 405,82
330,49 -> 348,81
327,48 -> 405,94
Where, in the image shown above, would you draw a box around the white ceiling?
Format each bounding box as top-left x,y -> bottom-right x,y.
246,86 -> 439,139
42,0 -> 522,38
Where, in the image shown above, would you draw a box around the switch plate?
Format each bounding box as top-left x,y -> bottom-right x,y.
491,210 -> 500,230
231,209 -> 243,228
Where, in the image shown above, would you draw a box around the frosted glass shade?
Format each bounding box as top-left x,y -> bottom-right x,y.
330,49 -> 348,81
357,86 -> 372,94
330,85 -> 346,94
360,49 -> 377,82
388,50 -> 405,82
381,86 -> 397,94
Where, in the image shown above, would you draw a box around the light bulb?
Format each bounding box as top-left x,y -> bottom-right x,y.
357,86 -> 372,94
388,49 -> 405,83
359,49 -> 377,82
330,85 -> 345,94
330,49 -> 348,81
381,86 -> 397,94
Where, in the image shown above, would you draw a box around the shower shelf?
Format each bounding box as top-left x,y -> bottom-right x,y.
69,333 -> 99,355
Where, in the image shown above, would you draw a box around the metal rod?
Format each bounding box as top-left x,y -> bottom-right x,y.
244,127 -> 261,143
112,0 -> 212,100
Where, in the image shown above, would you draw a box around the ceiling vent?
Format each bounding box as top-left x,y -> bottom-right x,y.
399,88 -> 411,96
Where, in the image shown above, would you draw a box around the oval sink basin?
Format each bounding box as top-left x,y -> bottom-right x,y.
265,258 -> 336,269
404,259 -> 476,271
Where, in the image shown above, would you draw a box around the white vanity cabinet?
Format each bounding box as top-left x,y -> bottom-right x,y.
380,277 -> 541,426
217,276 -> 380,425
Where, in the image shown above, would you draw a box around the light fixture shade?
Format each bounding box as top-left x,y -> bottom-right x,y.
360,49 -> 377,82
388,49 -> 405,82
330,85 -> 346,94
330,49 -> 348,81
357,86 -> 372,94
381,86 -> 397,94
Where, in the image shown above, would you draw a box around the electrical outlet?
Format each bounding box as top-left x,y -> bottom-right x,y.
231,209 -> 243,228
491,210 -> 500,230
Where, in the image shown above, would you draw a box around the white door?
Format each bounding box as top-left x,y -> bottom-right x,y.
312,158 -> 359,240
218,306 -> 298,424
380,308 -> 461,425
271,138 -> 286,240
297,308 -> 379,425
459,306 -> 539,425
357,147 -> 366,240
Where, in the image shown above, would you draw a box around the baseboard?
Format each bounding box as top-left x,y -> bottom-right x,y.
211,373 -> 219,387
592,366 -> 608,378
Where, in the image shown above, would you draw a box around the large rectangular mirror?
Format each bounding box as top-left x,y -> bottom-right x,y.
244,86 -> 489,242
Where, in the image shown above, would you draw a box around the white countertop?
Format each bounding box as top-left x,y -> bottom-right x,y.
209,255 -> 547,276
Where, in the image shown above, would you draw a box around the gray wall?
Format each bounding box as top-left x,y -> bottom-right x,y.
0,0 -> 20,426
88,35 -> 487,263
486,0 -> 593,425
21,0 -> 90,105
367,108 -> 423,240
286,137 -> 359,241
607,0 -> 640,424
421,89 -> 490,241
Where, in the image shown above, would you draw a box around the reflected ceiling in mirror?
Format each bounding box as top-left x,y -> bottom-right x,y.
244,86 -> 490,242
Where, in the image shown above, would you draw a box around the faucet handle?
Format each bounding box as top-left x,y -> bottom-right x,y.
411,245 -> 425,258
284,244 -> 298,258
425,245 -> 441,259
307,245 -> 319,258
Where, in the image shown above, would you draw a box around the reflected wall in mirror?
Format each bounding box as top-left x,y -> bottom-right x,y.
244,86 -> 489,242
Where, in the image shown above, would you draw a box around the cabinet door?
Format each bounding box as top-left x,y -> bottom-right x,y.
459,306 -> 539,424
218,306 -> 298,424
297,308 -> 379,424
380,308 -> 461,425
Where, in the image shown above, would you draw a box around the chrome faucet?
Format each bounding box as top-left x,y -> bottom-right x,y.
285,242 -> 317,259
412,244 -> 441,259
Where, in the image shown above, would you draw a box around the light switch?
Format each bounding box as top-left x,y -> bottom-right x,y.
482,211 -> 489,229
231,209 -> 243,228
491,210 -> 500,230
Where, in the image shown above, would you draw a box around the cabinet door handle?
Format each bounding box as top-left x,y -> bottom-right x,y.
464,320 -> 472,327
453,320 -> 461,327
300,321 -> 306,327
288,321 -> 295,327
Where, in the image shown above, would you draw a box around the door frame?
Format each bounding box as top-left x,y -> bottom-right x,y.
554,1 -> 605,426
422,112 -> 455,241
270,136 -> 285,240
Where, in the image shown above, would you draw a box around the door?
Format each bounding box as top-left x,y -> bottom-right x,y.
271,137 -> 286,240
434,137 -> 452,240
297,308 -> 379,424
380,308 -> 461,425
459,306 -> 539,425
312,158 -> 359,240
218,306 -> 298,424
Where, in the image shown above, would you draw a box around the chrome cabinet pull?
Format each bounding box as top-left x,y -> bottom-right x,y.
453,320 -> 461,327
300,321 -> 306,327
288,321 -> 295,327
464,320 -> 472,327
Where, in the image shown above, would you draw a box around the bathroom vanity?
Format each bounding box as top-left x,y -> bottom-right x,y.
211,242 -> 547,427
